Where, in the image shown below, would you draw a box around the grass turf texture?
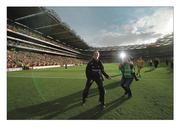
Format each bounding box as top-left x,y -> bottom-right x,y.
7,63 -> 173,120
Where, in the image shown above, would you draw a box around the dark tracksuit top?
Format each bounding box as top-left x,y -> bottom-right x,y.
86,58 -> 109,80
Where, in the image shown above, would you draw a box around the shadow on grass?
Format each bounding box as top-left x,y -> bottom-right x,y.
8,81 -> 121,120
69,96 -> 129,120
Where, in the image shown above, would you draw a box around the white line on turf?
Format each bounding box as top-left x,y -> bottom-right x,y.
7,75 -> 172,80
8,75 -> 85,79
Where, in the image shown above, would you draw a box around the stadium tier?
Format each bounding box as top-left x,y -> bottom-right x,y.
7,7 -> 92,70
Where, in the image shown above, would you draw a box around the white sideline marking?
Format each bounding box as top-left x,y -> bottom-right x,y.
7,75 -> 172,80
7,75 -> 85,79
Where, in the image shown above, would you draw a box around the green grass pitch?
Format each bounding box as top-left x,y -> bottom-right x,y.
7,63 -> 173,120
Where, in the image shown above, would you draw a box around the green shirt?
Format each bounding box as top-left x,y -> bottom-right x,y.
120,63 -> 133,78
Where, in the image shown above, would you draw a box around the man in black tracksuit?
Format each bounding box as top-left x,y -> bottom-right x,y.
82,51 -> 111,108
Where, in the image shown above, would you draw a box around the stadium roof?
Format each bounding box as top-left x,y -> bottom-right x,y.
7,7 -> 90,50
94,33 -> 173,51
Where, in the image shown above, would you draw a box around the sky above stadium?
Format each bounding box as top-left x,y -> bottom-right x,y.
48,7 -> 173,48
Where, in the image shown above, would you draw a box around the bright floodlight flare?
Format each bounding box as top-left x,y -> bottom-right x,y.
119,52 -> 126,59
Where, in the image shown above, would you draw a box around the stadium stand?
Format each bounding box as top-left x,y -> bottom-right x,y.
94,33 -> 173,63
7,7 -> 91,70
7,49 -> 85,69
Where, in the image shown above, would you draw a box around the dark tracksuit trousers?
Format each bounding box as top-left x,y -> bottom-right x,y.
82,77 -> 105,105
120,76 -> 133,97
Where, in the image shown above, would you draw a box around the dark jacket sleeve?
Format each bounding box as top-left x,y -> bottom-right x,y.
99,60 -> 110,79
86,62 -> 91,78
119,64 -> 124,72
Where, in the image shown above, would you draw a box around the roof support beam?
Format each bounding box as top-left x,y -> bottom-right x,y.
35,23 -> 60,30
49,31 -> 69,35
58,36 -> 77,40
15,11 -> 47,21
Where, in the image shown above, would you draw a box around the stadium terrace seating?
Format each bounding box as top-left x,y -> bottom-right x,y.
7,19 -> 89,70
7,49 -> 86,69
7,39 -> 80,58
7,20 -> 82,55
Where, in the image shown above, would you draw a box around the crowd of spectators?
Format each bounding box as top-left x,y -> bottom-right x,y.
7,49 -> 86,69
7,21 -> 78,52
7,20 -> 86,70
7,39 -> 78,58
8,39 -> 56,53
